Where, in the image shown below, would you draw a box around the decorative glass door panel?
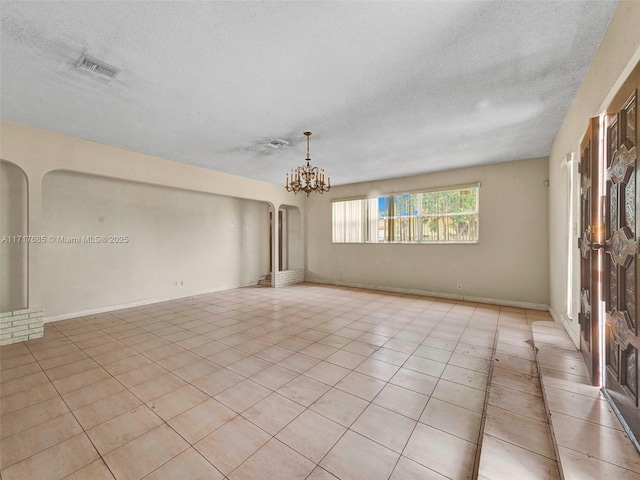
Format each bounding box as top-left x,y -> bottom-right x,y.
603,65 -> 639,443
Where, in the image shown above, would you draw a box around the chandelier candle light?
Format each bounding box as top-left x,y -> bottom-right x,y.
285,131 -> 331,196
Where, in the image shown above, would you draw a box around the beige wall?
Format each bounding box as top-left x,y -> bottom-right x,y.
549,1 -> 640,344
0,121 -> 304,320
306,157 -> 549,308
0,160 -> 28,311
283,206 -> 304,270
41,171 -> 269,318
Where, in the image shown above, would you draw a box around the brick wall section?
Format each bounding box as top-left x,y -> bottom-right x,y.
0,307 -> 44,346
272,269 -> 305,288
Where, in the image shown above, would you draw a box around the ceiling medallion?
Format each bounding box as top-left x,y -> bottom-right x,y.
285,132 -> 331,196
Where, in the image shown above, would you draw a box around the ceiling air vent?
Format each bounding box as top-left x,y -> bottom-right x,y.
267,139 -> 290,149
76,53 -> 120,78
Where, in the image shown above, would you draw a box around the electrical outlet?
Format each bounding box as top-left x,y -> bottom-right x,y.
174,281 -> 178,287
457,284 -> 462,290
180,280 -> 183,286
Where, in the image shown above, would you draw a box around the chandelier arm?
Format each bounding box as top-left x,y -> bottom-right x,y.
284,131 -> 332,195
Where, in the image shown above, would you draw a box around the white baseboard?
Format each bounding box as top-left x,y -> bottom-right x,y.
45,278 -> 552,323
43,281 -> 258,323
307,279 -> 549,311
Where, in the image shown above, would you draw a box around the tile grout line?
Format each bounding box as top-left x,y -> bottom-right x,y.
18,319 -> 223,479
533,329 -> 568,480
477,315 -> 562,480
2,286 -> 515,480
298,301 -> 455,480
391,302 -> 471,479
472,315 -> 500,480
53,314 -> 226,480
18,334 -> 118,480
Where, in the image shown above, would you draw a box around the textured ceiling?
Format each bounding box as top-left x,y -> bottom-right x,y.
1,1 -> 617,186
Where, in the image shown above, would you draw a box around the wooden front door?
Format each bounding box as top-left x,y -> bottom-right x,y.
603,65 -> 639,442
578,117 -> 602,385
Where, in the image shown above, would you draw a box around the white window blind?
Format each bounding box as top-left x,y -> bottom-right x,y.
332,199 -> 367,243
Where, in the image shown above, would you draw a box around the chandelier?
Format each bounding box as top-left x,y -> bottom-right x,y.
285,131 -> 331,196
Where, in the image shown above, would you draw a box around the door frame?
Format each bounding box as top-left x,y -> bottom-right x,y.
578,117 -> 603,386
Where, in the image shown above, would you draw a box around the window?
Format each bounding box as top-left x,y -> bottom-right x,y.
331,199 -> 367,243
562,152 -> 580,322
332,185 -> 479,244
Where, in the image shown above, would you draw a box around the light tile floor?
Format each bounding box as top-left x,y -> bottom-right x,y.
532,321 -> 640,480
0,283 -> 613,480
477,312 -> 560,480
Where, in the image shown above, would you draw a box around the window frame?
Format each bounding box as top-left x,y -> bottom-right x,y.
331,183 -> 480,245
